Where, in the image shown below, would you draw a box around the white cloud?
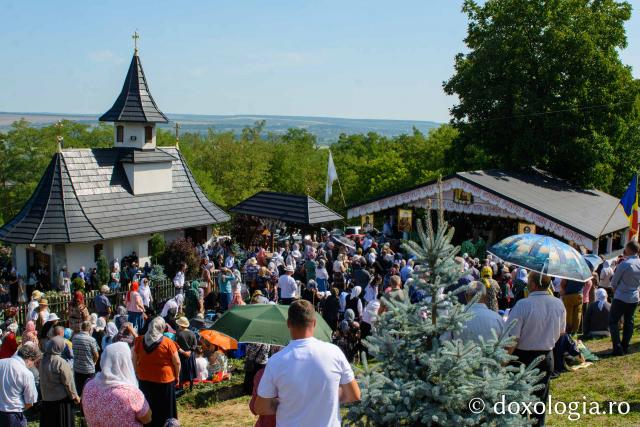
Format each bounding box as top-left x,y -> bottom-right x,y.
88,50 -> 124,65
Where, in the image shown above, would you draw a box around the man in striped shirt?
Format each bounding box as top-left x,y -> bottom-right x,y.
71,321 -> 99,398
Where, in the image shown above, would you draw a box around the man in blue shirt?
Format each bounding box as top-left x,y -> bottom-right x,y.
609,240 -> 640,355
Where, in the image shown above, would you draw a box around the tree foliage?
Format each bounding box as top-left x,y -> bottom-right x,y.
158,237 -> 200,279
0,118 -> 456,228
444,0 -> 640,194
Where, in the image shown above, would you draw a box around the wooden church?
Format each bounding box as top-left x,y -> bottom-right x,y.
0,37 -> 229,284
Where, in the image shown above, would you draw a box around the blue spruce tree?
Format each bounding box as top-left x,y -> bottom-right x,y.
345,194 -> 543,426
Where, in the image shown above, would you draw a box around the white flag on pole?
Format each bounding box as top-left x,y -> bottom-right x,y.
325,150 -> 338,203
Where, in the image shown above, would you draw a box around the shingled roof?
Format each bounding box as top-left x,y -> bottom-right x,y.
229,192 -> 343,225
99,53 -> 168,123
0,147 -> 229,244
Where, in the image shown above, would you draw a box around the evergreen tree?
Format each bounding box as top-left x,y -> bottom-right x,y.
345,194 -> 543,426
96,251 -> 110,287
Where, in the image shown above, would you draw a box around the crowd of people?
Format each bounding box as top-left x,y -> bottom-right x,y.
0,229 -> 638,427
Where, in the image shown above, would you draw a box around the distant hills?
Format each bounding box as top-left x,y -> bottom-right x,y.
0,112 -> 441,145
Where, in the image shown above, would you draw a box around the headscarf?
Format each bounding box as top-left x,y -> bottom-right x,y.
126,282 -> 139,303
7,322 -> 18,333
64,328 -> 73,340
90,313 -> 98,329
350,286 -> 362,300
96,317 -> 106,332
516,268 -> 528,283
73,291 -> 85,306
95,341 -> 138,388
144,317 -> 166,353
344,308 -> 355,323
25,321 -> 36,334
44,336 -> 65,358
596,288 -> 608,311
116,306 -> 127,317
105,322 -> 118,339
174,293 -> 185,306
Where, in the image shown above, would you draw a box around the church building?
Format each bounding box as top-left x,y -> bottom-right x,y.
0,40 -> 229,284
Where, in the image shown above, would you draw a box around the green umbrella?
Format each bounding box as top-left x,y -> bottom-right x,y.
210,304 -> 333,346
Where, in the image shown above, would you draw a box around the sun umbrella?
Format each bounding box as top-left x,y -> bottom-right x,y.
488,234 -> 592,282
210,304 -> 333,346
583,254 -> 603,272
331,235 -> 356,250
199,329 -> 238,351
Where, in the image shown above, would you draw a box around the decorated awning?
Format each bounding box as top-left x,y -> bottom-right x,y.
347,169 -> 629,251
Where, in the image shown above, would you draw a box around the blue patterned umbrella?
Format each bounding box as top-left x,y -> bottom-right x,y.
488,234 -> 592,282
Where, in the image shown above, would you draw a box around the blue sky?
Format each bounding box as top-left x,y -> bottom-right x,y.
1,0 -> 639,122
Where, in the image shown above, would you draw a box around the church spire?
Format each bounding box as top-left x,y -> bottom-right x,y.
99,32 -> 168,124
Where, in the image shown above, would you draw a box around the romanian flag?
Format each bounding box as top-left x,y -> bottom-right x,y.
620,174 -> 639,240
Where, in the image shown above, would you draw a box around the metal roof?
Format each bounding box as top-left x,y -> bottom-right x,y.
99,53 -> 168,123
347,169 -> 628,240
0,147 -> 229,244
456,170 -> 628,239
229,191 -> 343,225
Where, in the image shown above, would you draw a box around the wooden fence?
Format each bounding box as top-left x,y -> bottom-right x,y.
14,278 -> 182,327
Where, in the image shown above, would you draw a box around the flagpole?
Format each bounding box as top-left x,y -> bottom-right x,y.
597,204 -> 621,239
336,174 -> 347,207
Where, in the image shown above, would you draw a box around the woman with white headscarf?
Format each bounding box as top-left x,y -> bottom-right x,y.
160,293 -> 184,331
102,321 -> 118,350
345,286 -> 363,320
583,288 -> 611,338
82,342 -> 152,426
133,317 -> 181,427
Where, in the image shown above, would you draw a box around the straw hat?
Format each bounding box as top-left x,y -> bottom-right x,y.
39,298 -> 49,306
248,257 -> 258,266
176,317 -> 190,328
285,265 -> 295,273
100,285 -> 110,293
31,290 -> 42,300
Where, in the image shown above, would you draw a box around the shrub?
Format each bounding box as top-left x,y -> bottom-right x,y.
96,251 -> 110,287
149,233 -> 166,264
71,277 -> 85,293
159,237 -> 200,279
148,264 -> 167,283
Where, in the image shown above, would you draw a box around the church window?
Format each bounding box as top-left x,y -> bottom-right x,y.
116,125 -> 124,143
145,126 -> 153,143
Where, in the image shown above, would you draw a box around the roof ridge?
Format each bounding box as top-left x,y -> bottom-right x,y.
33,154 -> 65,242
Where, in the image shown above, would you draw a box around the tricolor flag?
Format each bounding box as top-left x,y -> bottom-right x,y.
619,174 -> 639,240
325,150 -> 338,203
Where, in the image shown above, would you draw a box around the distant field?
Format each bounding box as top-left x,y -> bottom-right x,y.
0,111 -> 440,145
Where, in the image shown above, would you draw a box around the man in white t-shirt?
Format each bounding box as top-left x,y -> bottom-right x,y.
255,300 -> 360,427
278,265 -> 298,305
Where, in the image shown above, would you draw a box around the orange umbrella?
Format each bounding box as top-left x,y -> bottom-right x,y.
199,329 -> 238,351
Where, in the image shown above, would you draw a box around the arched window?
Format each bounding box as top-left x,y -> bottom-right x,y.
145,126 -> 153,143
116,125 -> 124,143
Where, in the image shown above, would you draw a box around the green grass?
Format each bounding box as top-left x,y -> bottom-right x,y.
546,328 -> 640,426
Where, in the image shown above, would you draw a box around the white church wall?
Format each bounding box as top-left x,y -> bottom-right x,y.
114,122 -> 156,149
134,162 -> 173,194
14,244 -> 28,278
66,243 -> 97,274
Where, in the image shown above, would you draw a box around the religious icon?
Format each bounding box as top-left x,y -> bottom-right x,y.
453,188 -> 474,205
361,214 -> 374,232
518,222 -> 536,234
398,209 -> 413,232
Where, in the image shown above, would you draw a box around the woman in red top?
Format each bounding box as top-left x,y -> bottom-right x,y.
133,317 -> 181,427
0,322 -> 18,358
126,282 -> 145,331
